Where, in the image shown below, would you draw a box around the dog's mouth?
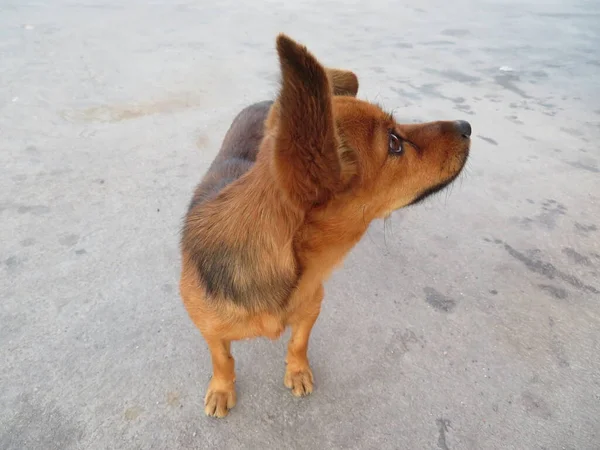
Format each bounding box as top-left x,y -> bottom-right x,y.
408,174 -> 459,206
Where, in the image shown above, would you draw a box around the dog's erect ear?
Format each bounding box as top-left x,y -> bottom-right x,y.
271,34 -> 344,208
327,69 -> 359,97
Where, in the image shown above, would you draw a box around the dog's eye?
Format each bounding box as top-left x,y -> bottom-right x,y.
389,132 -> 403,155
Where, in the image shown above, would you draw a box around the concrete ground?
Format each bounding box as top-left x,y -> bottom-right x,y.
1,0 -> 599,448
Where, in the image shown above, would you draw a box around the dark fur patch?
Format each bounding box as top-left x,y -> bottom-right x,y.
188,158 -> 254,210
187,101 -> 273,211
408,174 -> 458,206
190,241 -> 298,311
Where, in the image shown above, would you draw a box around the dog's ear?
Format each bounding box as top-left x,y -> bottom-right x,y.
271,34 -> 345,208
327,69 -> 359,97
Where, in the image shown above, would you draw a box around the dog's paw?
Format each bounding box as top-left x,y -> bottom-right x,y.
284,367 -> 314,397
204,385 -> 236,418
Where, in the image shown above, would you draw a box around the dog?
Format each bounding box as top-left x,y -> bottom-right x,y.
180,34 -> 471,417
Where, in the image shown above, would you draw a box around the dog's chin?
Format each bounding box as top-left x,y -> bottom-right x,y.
407,142 -> 470,207
408,166 -> 465,207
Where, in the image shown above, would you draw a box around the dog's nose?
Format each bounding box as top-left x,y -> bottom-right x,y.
454,120 -> 471,138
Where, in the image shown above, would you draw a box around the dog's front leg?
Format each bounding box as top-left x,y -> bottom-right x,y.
284,284 -> 324,396
204,337 -> 236,417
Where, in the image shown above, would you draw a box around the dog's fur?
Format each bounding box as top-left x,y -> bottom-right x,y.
180,34 -> 471,417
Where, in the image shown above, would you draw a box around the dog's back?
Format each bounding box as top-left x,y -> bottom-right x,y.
188,100 -> 273,211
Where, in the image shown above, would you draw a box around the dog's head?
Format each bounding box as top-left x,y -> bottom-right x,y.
267,34 -> 470,220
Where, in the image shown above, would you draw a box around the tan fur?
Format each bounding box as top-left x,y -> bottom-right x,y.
180,34 -> 471,417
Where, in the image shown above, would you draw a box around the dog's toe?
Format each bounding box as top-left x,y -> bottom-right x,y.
284,367 -> 314,397
204,387 -> 236,418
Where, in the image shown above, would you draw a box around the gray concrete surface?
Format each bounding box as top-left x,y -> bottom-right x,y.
1,0 -> 599,448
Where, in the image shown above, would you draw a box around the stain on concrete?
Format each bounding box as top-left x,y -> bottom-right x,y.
124,406 -> 143,420
441,28 -> 470,37
65,93 -> 204,123
538,284 -> 568,300
521,391 -> 552,419
530,70 -> 548,79
59,234 -> 80,247
0,311 -> 25,341
565,160 -> 599,173
390,86 -> 422,101
20,238 -> 35,247
167,391 -> 181,407
385,329 -> 425,358
574,222 -> 597,233
436,418 -> 451,450
454,103 -> 474,115
506,115 -> 524,125
494,73 -> 531,98
5,255 -> 19,270
49,169 -> 73,177
515,200 -> 568,231
419,83 -> 451,101
0,396 -> 83,449
75,249 -> 87,255
502,242 -> 599,294
535,200 -> 567,230
548,317 -> 570,368
438,69 -> 481,84
512,200 -> 567,230
489,289 -> 498,295
17,205 -> 50,215
422,40 -> 456,46
477,135 -> 498,145
560,127 -> 584,137
196,133 -> 209,149
562,248 -> 592,266
424,288 -> 457,312
515,217 -> 534,230
509,101 -> 535,111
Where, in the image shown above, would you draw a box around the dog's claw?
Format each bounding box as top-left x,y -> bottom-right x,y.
204,387 -> 236,418
284,367 -> 314,397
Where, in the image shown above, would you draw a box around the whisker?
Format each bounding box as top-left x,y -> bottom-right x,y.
383,216 -> 389,250
363,205 -> 376,246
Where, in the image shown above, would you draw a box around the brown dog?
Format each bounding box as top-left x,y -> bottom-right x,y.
180,34 -> 471,417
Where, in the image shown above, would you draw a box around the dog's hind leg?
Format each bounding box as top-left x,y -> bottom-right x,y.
284,284 -> 324,396
204,337 -> 236,417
